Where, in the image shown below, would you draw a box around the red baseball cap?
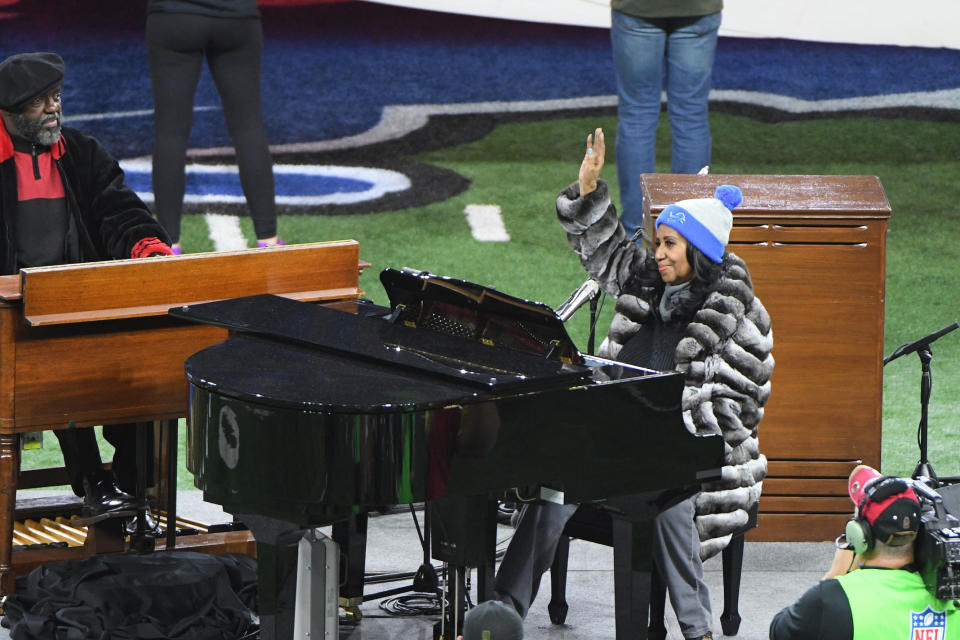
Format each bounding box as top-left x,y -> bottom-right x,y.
848,465 -> 921,542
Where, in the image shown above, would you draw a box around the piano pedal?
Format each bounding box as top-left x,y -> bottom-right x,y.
496,501 -> 516,525
73,509 -> 139,527
340,602 -> 362,622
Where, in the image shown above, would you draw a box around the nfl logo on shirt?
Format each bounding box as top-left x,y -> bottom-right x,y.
911,607 -> 947,639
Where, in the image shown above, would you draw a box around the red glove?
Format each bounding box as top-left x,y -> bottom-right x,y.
130,237 -> 174,259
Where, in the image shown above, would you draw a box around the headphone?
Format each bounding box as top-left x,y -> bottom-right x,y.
845,475 -> 910,554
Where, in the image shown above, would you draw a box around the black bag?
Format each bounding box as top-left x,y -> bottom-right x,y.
1,551 -> 258,640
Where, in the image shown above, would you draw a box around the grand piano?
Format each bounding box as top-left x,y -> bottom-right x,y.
172,268 -> 724,640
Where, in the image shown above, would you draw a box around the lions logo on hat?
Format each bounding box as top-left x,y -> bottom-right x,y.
662,209 -> 687,226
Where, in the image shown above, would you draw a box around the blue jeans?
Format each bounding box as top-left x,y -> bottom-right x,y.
611,10 -> 721,240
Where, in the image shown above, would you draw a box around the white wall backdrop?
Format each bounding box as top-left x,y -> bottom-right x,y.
367,0 -> 960,50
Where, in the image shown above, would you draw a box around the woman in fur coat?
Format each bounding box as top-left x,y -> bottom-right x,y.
494,128 -> 773,640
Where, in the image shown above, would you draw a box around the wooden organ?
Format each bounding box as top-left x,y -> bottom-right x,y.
0,240 -> 368,594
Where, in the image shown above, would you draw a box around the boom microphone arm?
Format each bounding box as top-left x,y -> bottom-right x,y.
884,322 -> 958,366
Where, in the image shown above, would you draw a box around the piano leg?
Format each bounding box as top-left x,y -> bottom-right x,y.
475,499 -> 497,602
0,433 -> 19,596
431,496 -> 498,639
547,535 -> 571,624
163,418 -> 178,551
612,516 -> 654,640
720,532 -> 746,636
332,512 -> 368,620
647,562 -> 668,640
238,513 -> 306,640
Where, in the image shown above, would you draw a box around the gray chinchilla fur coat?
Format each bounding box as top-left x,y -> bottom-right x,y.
557,180 -> 774,560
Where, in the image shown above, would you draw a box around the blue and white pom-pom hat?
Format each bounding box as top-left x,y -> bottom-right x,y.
655,185 -> 743,264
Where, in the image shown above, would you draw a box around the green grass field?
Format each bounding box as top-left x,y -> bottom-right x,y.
21,111 -> 960,489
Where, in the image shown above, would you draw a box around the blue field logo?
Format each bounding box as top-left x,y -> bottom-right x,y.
120,160 -> 411,207
911,607 -> 947,639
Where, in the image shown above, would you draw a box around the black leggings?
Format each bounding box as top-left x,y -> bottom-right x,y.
146,12 -> 276,243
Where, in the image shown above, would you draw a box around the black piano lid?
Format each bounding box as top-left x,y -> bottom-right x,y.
171,295 -> 595,412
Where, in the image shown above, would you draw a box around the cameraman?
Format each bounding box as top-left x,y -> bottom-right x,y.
770,465 -> 960,639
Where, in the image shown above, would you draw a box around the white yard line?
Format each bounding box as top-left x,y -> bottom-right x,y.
463,204 -> 510,242
204,213 -> 248,252
65,105 -> 218,124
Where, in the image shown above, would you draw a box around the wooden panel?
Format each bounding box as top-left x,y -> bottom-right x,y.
17,466 -> 71,490
6,320 -> 226,431
0,276 -> 18,301
641,174 -> 890,220
762,478 -> 849,496
748,513 -> 850,542
642,174 -> 890,541
761,497 -> 852,512
767,459 -> 861,477
735,242 -> 884,462
0,305 -> 16,422
733,223 -> 873,245
20,240 -> 361,325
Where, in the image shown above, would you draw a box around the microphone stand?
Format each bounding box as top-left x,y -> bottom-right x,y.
587,296 -> 598,356
883,322 -> 959,484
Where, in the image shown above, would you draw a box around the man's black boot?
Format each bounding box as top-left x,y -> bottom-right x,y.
81,472 -> 137,515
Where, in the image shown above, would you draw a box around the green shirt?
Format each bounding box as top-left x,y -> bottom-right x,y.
612,0 -> 722,19
836,568 -> 960,639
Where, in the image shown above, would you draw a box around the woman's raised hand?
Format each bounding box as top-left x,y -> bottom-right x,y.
578,127 -> 605,196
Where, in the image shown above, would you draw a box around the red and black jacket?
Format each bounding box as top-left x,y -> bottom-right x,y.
0,123 -> 171,275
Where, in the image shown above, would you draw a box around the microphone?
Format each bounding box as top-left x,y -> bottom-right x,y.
555,279 -> 600,322
883,322 -> 959,365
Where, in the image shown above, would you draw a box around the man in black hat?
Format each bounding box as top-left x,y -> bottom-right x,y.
0,52 -> 174,517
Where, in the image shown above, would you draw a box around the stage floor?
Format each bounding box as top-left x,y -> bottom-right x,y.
4,490 -> 834,639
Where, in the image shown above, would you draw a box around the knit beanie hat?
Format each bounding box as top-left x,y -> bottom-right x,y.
0,52 -> 64,112
655,185 -> 742,263
462,601 -> 524,640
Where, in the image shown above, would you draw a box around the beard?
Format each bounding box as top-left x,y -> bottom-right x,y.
11,110 -> 62,146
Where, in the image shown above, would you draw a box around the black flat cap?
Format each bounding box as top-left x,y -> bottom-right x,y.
0,52 -> 64,112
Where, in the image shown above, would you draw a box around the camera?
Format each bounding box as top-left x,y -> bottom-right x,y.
913,481 -> 960,602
